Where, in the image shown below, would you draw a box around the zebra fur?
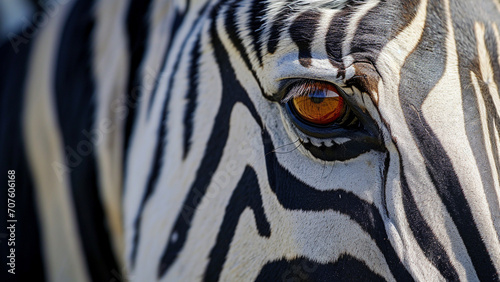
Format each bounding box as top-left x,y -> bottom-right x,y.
1,0 -> 500,281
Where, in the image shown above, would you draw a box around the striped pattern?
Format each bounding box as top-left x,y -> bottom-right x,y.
1,0 -> 500,281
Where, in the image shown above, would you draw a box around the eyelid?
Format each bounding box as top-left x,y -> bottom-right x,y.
279,79 -> 346,104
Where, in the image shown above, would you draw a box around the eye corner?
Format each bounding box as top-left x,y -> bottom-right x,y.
345,61 -> 381,96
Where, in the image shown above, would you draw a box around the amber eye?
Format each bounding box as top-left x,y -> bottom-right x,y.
289,81 -> 345,125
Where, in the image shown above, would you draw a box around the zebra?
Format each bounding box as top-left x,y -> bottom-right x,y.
1,0 -> 500,280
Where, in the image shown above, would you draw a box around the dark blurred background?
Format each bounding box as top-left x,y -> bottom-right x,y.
0,0 -> 40,44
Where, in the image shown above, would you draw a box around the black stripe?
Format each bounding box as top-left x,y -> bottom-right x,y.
348,1 -> 390,63
325,8 -> 351,65
130,3 -> 210,267
324,0 -> 374,63
400,159 -> 460,281
478,61 -> 500,179
485,23 -> 500,92
256,256 -> 385,281
399,0 -> 498,279
267,1 -> 292,54
325,7 -> 354,78
483,24 -> 500,188
182,32 -> 202,159
248,0 -> 269,66
381,153 -> 390,217
289,10 -> 321,67
124,0 -> 153,165
262,131 -> 413,281
54,0 -> 119,280
203,166 -> 271,281
224,0 -> 268,98
349,0 -> 421,64
157,4 -> 264,275
301,135 -> 383,161
0,32 -> 46,281
404,110 -> 498,280
147,0 -> 192,116
477,77 -> 500,231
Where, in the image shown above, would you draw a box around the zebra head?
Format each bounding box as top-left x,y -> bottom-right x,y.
123,0 -> 500,280
4,0 -> 499,281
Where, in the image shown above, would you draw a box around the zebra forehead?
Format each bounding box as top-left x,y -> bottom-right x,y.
270,0 -> 353,10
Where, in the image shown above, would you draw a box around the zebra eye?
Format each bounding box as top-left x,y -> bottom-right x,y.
288,81 -> 346,125
283,80 -> 362,139
282,80 -> 383,158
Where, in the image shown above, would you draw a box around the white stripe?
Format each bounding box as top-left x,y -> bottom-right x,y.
310,9 -> 338,60
92,0 -> 131,270
23,0 -> 89,281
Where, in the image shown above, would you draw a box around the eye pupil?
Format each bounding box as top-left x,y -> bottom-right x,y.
310,91 -> 325,104
289,82 -> 345,125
